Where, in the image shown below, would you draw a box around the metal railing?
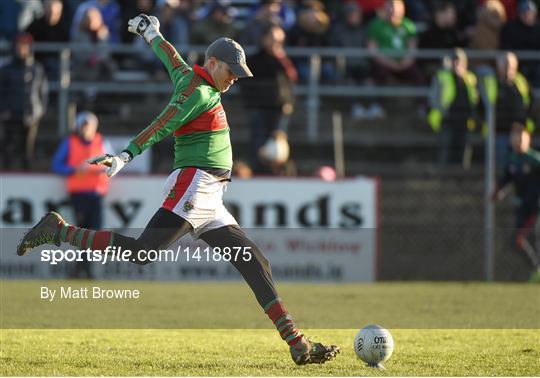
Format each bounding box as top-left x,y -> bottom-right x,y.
3,42 -> 539,140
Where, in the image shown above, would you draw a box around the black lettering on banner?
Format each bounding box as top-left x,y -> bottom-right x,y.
339,203 -> 363,227
255,202 -> 286,227
298,195 -> 329,227
2,198 -> 32,224
225,196 -> 364,229
111,200 -> 142,227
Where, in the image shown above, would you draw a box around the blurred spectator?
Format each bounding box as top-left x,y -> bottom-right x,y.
425,0 -> 477,33
52,111 -> 111,279
403,0 -> 431,23
314,165 -> 337,181
26,0 -> 68,42
245,0 -> 296,30
329,2 -> 368,83
469,0 -> 507,71
420,1 -> 469,77
26,0 -> 69,79
232,160 -> 253,179
158,0 -> 190,45
482,52 -> 535,168
240,24 -> 297,174
239,0 -> 290,46
500,0 -> 540,85
493,123 -> 540,277
427,48 -> 479,168
0,33 -> 48,170
0,0 -> 43,41
366,0 -> 424,85
190,1 -> 237,45
352,0 -> 385,22
71,6 -> 115,81
480,0 -> 519,20
258,130 -> 294,176
71,0 -> 121,43
419,1 -> 468,49
287,0 -> 335,83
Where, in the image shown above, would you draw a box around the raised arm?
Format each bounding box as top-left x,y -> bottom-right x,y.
88,87 -> 207,177
128,14 -> 191,83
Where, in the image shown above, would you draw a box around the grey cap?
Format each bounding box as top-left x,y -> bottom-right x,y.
205,37 -> 253,78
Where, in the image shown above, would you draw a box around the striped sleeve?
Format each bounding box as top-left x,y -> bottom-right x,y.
125,89 -> 208,157
151,36 -> 191,76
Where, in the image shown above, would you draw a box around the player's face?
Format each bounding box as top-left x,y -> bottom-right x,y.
208,59 -> 239,93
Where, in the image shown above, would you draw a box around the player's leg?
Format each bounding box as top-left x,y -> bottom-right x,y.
17,208 -> 192,265
70,193 -> 97,278
199,225 -> 340,365
112,208 -> 193,264
514,208 -> 540,268
18,167 -> 204,260
200,225 -> 278,307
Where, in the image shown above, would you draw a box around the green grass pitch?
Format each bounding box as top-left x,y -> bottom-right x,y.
1,281 -> 539,376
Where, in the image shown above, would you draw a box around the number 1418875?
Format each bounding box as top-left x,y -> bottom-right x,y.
182,246 -> 252,262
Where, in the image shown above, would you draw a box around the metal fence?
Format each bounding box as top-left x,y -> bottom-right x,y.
4,42 -> 539,138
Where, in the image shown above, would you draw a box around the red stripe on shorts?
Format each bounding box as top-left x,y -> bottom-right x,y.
162,168 -> 197,211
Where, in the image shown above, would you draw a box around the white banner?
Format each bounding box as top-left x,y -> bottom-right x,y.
1,174 -> 378,281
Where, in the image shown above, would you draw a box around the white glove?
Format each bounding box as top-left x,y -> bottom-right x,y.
127,14 -> 162,44
87,152 -> 132,178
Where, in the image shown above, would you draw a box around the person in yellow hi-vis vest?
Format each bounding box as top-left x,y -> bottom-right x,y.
428,48 -> 479,168
481,51 -> 536,169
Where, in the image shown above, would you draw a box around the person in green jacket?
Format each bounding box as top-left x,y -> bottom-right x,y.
17,14 -> 339,365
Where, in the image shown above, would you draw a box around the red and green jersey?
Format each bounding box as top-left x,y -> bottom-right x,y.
124,36 -> 232,170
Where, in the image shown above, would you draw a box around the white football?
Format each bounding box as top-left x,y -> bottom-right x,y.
354,325 -> 394,368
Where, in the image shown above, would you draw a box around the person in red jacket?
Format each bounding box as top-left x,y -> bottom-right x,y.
51,111 -> 110,278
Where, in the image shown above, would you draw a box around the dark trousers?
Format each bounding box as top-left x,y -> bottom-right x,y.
71,192 -> 103,278
439,125 -> 471,169
2,118 -> 39,170
514,205 -> 539,269
110,208 -> 279,308
371,62 -> 424,85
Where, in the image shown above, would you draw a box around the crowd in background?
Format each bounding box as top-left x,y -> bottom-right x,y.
0,0 -> 539,174
0,0 -> 539,84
